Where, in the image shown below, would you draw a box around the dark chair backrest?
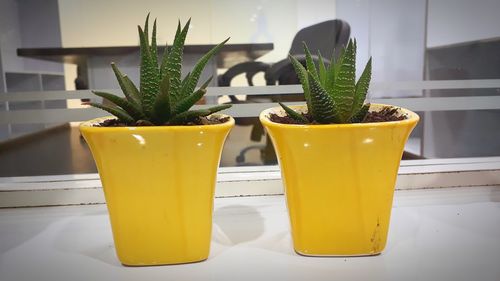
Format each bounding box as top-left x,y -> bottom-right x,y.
275,19 -> 350,85
288,19 -> 350,60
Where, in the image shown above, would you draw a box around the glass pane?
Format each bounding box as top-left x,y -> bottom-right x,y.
0,0 -> 499,177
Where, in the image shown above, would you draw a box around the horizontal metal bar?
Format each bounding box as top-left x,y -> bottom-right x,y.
0,90 -> 117,102
1,79 -> 500,102
1,96 -> 500,124
370,96 -> 500,112
370,79 -> 500,91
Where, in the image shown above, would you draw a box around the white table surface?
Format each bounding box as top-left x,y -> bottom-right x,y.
1,186 -> 499,281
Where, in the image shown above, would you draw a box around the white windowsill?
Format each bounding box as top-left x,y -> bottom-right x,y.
0,186 -> 499,281
1,157 -> 500,208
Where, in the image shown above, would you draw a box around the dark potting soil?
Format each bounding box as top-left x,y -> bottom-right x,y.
95,116 -> 230,127
269,112 -> 313,124
268,106 -> 407,125
362,106 -> 407,123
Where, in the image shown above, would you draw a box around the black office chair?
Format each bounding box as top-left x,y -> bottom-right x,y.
218,19 -> 351,165
265,19 -> 350,85
219,19 -> 350,87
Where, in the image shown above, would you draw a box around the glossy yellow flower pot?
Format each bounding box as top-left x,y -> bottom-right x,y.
260,104 -> 419,256
80,115 -> 234,266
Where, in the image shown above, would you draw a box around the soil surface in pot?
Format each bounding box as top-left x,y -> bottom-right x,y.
95,116 -> 230,127
269,106 -> 407,125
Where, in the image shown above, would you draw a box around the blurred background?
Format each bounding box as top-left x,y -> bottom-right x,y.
1,0 -> 499,176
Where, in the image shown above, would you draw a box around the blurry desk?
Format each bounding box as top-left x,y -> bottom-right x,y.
17,43 -> 274,91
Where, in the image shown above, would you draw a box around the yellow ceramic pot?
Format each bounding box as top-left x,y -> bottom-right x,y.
80,115 -> 234,266
260,104 -> 419,256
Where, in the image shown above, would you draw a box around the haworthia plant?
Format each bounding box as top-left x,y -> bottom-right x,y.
279,39 -> 372,124
89,14 -> 231,125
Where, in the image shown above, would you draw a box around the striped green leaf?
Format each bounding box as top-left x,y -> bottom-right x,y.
110,63 -> 141,105
175,76 -> 212,114
181,72 -> 191,89
279,102 -> 308,124
91,91 -> 144,120
151,73 -> 172,124
150,19 -> 158,69
303,42 -> 318,80
327,45 -> 345,91
350,103 -> 370,123
307,72 -> 338,123
163,19 -> 190,104
352,57 -> 372,117
331,39 -> 355,122
180,38 -> 229,100
144,13 -> 150,46
317,51 -> 327,87
138,25 -> 160,118
90,15 -> 234,126
88,102 -> 134,124
160,42 -> 169,78
169,104 -> 231,125
289,54 -> 312,114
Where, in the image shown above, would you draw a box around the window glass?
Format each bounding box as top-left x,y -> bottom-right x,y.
0,0 -> 499,177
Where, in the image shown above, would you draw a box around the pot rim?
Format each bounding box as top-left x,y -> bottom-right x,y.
259,103 -> 419,129
79,113 -> 235,132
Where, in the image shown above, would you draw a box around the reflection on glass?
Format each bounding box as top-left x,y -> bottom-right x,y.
0,0 -> 499,177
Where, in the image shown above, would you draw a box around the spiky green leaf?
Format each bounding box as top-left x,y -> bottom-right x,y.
144,13 -> 150,46
160,42 -> 169,78
181,72 -> 191,89
122,75 -> 141,103
307,72 -> 338,123
333,45 -> 346,73
168,104 -> 231,125
162,19 -> 190,104
175,76 -> 212,114
279,102 -> 308,124
88,102 -> 134,124
350,103 -> 370,123
352,57 -> 372,116
150,19 -> 158,68
303,42 -> 318,80
331,39 -> 355,122
151,73 -> 172,124
327,45 -> 346,91
110,63 -> 141,105
205,104 -> 232,114
91,91 -> 144,120
89,15 -> 237,126
289,54 -> 312,114
317,51 -> 327,87
138,25 -> 160,117
180,38 -> 229,100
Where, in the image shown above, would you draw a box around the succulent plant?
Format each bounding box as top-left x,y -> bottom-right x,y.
89,15 -> 231,125
279,39 -> 372,124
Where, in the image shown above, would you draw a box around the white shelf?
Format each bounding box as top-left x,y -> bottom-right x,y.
0,186 -> 499,281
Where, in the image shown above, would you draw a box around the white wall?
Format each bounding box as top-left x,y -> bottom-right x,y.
58,0 -> 210,47
57,0 -> 309,63
57,0 -> 336,87
0,0 -> 25,73
296,0 -> 336,30
0,0 -> 63,74
336,0 -> 426,98
427,0 -> 500,48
